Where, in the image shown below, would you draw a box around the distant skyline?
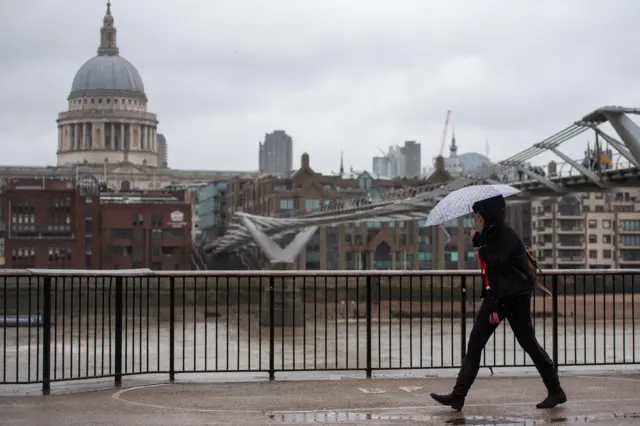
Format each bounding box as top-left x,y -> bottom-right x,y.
2,0 -> 640,173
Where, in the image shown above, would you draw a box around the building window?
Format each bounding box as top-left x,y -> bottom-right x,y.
152,229 -> 163,241
620,235 -> 640,246
603,249 -> 612,259
279,199 -> 294,210
589,250 -> 597,259
620,220 -> 640,231
588,234 -> 597,243
588,219 -> 597,229
603,235 -> 612,244
305,200 -> 321,210
151,214 -> 163,227
47,247 -> 71,264
163,229 -> 185,241
602,220 -> 611,229
132,212 -> 144,226
110,228 -> 133,239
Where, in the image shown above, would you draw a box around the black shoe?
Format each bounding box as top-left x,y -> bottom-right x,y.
536,388 -> 567,409
430,392 -> 465,411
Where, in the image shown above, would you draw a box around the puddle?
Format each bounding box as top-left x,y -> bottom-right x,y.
267,412 -> 440,423
268,412 -> 607,424
443,416 -> 593,425
614,412 -> 640,419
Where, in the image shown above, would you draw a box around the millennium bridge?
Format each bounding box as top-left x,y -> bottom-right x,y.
203,106 -> 640,266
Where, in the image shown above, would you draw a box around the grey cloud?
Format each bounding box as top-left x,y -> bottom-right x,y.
2,0 -> 640,172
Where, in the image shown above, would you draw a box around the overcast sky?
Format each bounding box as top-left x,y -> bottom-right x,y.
2,0 -> 640,173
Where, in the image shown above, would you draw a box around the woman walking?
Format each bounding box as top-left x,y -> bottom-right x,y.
430,195 -> 567,411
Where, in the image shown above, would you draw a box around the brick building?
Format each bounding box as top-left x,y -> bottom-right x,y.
0,178 -> 191,270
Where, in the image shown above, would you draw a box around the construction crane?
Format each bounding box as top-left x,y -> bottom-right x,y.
439,110 -> 452,157
375,147 -> 393,178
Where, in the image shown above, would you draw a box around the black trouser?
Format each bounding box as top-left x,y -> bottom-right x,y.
453,294 -> 560,397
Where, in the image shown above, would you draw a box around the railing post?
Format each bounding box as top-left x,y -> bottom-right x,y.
169,277 -> 175,382
42,276 -> 52,395
551,274 -> 559,373
365,275 -> 372,378
460,275 -> 467,361
114,276 -> 123,387
268,276 -> 275,381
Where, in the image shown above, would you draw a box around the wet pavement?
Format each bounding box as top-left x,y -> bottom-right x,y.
1,372 -> 640,425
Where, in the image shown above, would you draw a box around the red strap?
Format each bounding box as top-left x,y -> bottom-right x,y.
478,250 -> 490,290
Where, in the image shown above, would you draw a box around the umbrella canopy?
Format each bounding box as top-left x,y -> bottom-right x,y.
424,184 -> 521,227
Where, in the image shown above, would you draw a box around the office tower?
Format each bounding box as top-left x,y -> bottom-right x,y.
258,131 -> 293,174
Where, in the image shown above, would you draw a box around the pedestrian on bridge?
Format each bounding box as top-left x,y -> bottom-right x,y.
430,194 -> 567,411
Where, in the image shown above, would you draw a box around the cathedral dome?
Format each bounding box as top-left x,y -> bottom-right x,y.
70,55 -> 145,97
68,2 -> 146,99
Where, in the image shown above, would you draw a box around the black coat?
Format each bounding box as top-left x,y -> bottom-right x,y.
472,196 -> 533,300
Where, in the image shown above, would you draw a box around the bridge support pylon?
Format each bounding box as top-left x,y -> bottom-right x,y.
239,216 -> 317,264
239,216 -> 314,327
260,262 -> 306,327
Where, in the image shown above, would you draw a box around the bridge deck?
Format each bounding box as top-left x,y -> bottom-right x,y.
1,371 -> 639,424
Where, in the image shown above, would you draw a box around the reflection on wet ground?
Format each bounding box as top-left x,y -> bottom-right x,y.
270,412 -> 601,424
2,374 -> 640,425
269,411 -> 640,424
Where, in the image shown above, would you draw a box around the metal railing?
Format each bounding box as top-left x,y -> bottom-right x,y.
0,269 -> 638,394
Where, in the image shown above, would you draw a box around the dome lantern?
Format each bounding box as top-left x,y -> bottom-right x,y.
98,1 -> 118,56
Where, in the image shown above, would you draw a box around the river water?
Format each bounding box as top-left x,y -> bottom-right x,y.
1,315 -> 638,384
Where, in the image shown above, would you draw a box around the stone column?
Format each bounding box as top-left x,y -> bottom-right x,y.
120,123 -> 125,151
71,124 -> 76,150
151,128 -> 157,152
138,124 -> 147,150
66,124 -> 72,150
128,123 -> 134,149
97,121 -> 105,148
110,122 -> 115,149
82,123 -> 88,150
58,126 -> 63,151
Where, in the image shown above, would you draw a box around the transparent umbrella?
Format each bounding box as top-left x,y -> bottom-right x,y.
424,184 -> 521,227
